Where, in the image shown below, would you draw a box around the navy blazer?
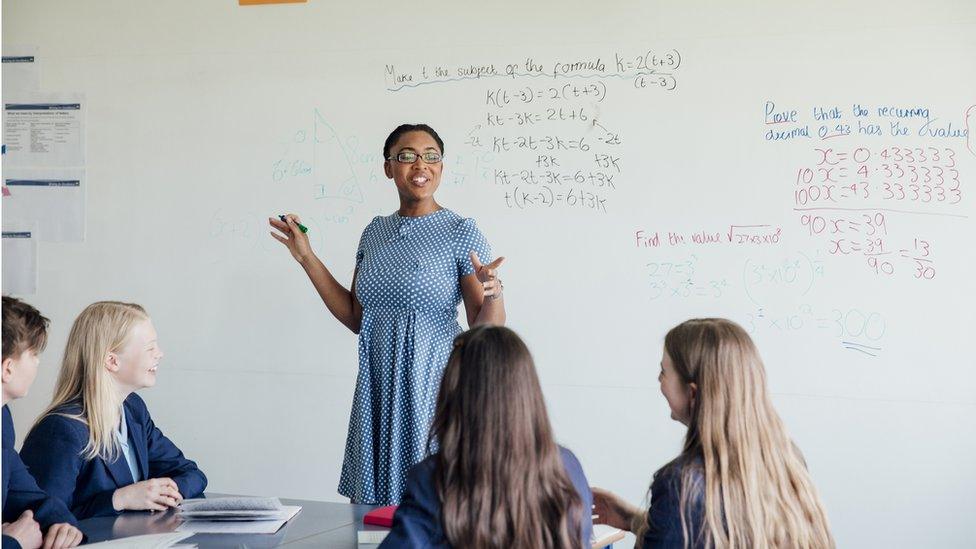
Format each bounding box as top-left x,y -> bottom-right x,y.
380,446 -> 593,548
2,406 -> 78,549
19,393 -> 207,520
642,459 -> 705,549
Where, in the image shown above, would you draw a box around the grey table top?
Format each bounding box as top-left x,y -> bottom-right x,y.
78,495 -> 619,547
77,494 -> 379,548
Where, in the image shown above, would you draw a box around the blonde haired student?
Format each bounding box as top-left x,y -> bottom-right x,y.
381,325 -> 592,548
2,296 -> 83,549
20,302 -> 206,520
592,319 -> 834,549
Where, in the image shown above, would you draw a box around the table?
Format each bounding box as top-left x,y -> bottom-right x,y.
77,494 -> 378,548
78,495 -> 619,548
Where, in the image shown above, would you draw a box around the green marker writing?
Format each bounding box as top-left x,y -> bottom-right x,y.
279,215 -> 309,234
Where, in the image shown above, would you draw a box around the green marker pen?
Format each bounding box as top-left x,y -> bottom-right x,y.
279,215 -> 309,234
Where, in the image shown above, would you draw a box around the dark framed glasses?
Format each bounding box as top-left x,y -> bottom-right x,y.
388,150 -> 443,164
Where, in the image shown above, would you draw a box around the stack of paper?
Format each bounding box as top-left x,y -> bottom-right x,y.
357,527 -> 390,545
591,524 -> 626,548
177,497 -> 302,534
81,532 -> 195,548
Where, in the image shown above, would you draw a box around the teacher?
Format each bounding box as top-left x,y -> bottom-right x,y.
269,123 -> 506,505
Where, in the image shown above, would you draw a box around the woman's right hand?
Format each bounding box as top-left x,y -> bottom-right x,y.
269,214 -> 314,264
112,478 -> 183,511
2,510 -> 42,549
591,487 -> 642,532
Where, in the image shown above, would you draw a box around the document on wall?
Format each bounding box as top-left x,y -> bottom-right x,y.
3,93 -> 85,167
2,226 -> 38,296
2,168 -> 85,241
2,45 -> 40,94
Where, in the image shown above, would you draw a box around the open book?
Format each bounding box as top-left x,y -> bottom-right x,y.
177,497 -> 302,534
178,497 -> 284,519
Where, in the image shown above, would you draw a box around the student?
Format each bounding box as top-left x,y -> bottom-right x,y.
592,318 -> 834,549
381,325 -> 592,549
2,296 -> 83,549
20,302 -> 207,520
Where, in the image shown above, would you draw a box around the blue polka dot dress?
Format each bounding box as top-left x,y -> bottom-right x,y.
338,208 -> 492,505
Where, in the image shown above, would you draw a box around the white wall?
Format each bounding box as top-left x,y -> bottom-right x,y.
3,1 -> 975,547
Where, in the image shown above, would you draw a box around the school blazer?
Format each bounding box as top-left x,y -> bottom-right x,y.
19,393 -> 207,520
642,459 -> 705,549
380,446 -> 594,548
2,406 -> 78,549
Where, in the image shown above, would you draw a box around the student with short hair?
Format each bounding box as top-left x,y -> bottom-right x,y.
2,296 -> 83,549
381,325 -> 592,549
592,319 -> 834,549
20,301 -> 207,520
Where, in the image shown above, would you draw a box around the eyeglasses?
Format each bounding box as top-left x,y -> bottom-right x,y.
388,150 -> 443,164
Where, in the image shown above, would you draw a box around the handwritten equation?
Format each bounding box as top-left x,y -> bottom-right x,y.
764,101 -> 970,143
746,304 -> 886,356
797,211 -> 940,279
504,185 -> 608,212
794,146 -> 962,207
385,50 -> 682,92
385,49 -> 683,214
643,254 -> 731,300
789,142 -> 966,279
634,225 -> 783,248
485,83 -> 607,107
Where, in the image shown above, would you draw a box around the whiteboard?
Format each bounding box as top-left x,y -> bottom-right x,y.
3,1 -> 974,547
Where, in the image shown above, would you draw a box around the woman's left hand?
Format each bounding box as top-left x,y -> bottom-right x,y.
470,251 -> 505,300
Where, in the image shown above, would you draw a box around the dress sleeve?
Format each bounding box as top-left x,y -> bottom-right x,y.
356,217 -> 379,269
453,218 -> 492,277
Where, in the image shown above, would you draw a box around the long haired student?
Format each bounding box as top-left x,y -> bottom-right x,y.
592,319 -> 833,549
20,302 -> 207,520
381,326 -> 592,549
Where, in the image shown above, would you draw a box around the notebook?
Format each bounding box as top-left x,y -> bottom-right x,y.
591,524 -> 626,548
362,505 -> 397,527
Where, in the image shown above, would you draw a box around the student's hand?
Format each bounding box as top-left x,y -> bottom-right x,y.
112,478 -> 183,511
269,214 -> 314,264
42,523 -> 83,549
591,487 -> 642,532
2,510 -> 43,549
470,251 -> 505,300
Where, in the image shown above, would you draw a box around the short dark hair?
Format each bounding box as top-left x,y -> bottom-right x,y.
383,124 -> 445,160
2,296 -> 49,360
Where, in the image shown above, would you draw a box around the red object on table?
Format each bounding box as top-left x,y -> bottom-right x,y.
363,505 -> 398,527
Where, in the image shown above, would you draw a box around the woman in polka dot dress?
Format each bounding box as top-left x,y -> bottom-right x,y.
269,124 -> 506,504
